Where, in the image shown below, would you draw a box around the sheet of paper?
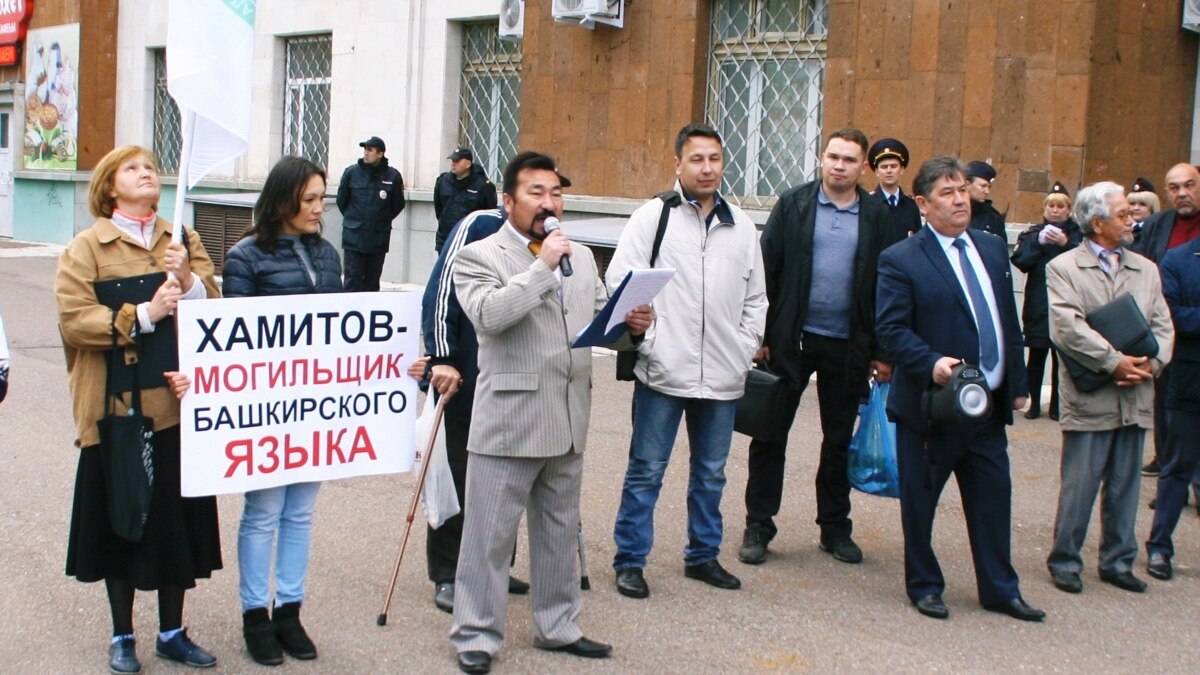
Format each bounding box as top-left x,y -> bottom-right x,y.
606,268 -> 675,333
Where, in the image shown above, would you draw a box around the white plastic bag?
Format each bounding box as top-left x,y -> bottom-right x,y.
414,395 -> 460,528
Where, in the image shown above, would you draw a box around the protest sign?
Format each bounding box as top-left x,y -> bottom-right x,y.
177,292 -> 420,496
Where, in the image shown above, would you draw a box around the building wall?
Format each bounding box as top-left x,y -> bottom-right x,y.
519,0 -> 710,198
826,0 -> 1196,223
1083,0 -> 1197,193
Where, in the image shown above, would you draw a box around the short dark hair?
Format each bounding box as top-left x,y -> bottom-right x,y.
502,151 -> 561,198
825,128 -> 869,156
250,156 -> 327,251
674,123 -> 723,158
912,155 -> 967,199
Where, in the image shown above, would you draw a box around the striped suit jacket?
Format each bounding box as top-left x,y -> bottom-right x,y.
452,226 -> 609,458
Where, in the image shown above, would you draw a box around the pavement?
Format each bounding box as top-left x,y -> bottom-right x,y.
1,245 -> 1198,674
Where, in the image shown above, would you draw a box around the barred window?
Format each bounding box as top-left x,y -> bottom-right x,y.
458,22 -> 522,184
152,49 -> 182,175
707,0 -> 829,208
284,34 -> 333,169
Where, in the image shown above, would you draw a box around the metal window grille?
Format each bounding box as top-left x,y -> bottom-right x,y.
458,22 -> 522,184
152,49 -> 182,174
284,34 -> 333,169
706,0 -> 829,208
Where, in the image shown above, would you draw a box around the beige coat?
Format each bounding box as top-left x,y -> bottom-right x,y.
1046,244 -> 1174,431
55,217 -> 218,448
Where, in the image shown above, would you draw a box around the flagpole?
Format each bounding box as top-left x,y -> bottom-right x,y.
171,109 -> 196,244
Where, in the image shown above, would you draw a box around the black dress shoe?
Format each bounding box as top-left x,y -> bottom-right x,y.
1099,570 -> 1148,593
684,560 -> 741,589
913,594 -> 949,619
984,597 -> 1046,622
457,650 -> 491,674
508,576 -> 530,595
820,536 -> 863,564
434,582 -> 455,613
1051,571 -> 1082,594
1024,408 -> 1040,420
1048,409 -> 1060,421
615,568 -> 649,599
1147,553 -> 1173,581
537,636 -> 612,659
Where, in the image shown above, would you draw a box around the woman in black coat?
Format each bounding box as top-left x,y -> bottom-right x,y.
1010,183 -> 1082,419
222,157 -> 343,666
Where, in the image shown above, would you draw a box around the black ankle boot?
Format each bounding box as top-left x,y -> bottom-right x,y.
272,602 -> 317,660
243,607 -> 284,666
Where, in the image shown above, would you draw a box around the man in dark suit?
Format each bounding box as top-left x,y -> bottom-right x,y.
1131,164 -> 1200,478
876,155 -> 1045,623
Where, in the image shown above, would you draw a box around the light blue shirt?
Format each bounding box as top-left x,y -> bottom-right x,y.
929,226 -> 1005,390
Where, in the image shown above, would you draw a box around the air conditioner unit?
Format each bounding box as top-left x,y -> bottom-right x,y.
552,0 -> 623,29
552,0 -> 588,18
499,0 -> 524,41
1186,0 -> 1200,33
590,0 -> 623,28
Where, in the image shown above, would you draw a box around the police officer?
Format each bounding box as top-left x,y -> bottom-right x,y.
336,136 -> 406,291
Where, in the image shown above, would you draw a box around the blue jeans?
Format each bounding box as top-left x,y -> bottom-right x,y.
612,382 -> 736,569
238,482 -> 322,611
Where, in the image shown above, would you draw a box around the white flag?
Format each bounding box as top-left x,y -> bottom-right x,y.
167,0 -> 255,189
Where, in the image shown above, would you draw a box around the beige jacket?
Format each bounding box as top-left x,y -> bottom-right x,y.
55,217 -> 218,448
604,185 -> 766,400
1046,244 -> 1174,431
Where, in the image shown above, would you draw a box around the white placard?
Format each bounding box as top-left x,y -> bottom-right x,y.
177,292 -> 421,496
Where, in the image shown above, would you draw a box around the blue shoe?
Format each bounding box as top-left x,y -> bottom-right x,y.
109,635 -> 141,674
155,628 -> 217,668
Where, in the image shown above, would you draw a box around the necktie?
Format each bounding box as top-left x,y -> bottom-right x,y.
889,194 -> 898,208
1101,249 -> 1120,277
528,241 -> 541,256
952,238 -> 999,371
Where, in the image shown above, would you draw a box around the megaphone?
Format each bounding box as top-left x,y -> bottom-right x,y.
922,362 -> 991,427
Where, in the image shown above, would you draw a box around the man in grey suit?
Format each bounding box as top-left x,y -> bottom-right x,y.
448,152 -> 652,674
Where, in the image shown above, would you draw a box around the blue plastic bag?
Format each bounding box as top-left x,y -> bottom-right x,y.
847,381 -> 899,498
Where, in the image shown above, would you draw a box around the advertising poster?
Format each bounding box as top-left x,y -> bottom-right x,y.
24,23 -> 80,170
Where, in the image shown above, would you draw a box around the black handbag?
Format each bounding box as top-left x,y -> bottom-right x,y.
734,364 -> 788,441
1057,293 -> 1160,393
96,311 -> 155,542
617,191 -> 681,381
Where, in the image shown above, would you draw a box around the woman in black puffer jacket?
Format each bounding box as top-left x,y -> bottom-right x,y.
1010,183 -> 1082,420
221,157 -> 342,666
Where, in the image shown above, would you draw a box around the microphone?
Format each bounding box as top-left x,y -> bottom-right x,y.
542,217 -> 573,277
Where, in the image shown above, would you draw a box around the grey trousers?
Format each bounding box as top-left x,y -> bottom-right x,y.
450,451 -> 584,655
1047,426 -> 1145,576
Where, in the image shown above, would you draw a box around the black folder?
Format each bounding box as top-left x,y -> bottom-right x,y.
1057,293 -> 1159,393
93,272 -> 177,393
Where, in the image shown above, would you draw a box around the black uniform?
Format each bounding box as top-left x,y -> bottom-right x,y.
336,157 -> 405,291
432,165 -> 497,252
870,186 -> 922,240
969,199 -> 1006,238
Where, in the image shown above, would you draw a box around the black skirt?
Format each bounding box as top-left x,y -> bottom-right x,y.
66,426 -> 223,590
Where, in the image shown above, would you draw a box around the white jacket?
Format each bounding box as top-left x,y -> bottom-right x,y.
606,185 -> 767,400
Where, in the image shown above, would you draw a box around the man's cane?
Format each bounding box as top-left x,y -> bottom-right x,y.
577,523 -> 590,590
377,392 -> 450,626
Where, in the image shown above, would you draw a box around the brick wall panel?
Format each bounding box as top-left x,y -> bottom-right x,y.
910,0 -> 942,71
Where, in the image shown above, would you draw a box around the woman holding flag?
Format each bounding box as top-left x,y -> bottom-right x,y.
57,145 -> 222,674
221,156 -> 343,666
